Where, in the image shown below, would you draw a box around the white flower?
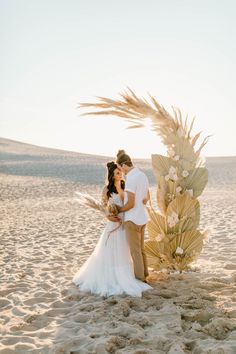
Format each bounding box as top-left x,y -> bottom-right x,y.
169,166 -> 176,174
167,193 -> 174,201
166,166 -> 178,182
168,148 -> 175,157
155,234 -> 164,242
172,174 -> 178,181
182,170 -> 189,178
167,212 -> 179,227
186,189 -> 193,197
176,186 -> 182,193
175,247 -> 184,255
174,155 -> 180,161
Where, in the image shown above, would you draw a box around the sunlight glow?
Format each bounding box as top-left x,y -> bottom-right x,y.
0,0 -> 235,157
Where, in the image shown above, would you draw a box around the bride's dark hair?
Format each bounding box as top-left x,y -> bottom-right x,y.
106,161 -> 125,198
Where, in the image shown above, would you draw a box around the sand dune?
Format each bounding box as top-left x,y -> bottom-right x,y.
0,138 -> 236,353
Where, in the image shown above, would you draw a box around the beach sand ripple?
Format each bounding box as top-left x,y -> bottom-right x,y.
0,138 -> 236,353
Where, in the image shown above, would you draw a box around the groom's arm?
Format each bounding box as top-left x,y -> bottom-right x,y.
117,192 -> 135,212
143,190 -> 150,205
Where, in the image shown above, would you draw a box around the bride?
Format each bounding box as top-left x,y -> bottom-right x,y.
73,161 -> 152,297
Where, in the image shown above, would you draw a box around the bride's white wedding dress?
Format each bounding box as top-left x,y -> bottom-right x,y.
73,192 -> 152,297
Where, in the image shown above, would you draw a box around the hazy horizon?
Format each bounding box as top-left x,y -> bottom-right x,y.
1,136 -> 235,160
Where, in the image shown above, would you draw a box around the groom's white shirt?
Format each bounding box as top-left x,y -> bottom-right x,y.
124,167 -> 149,225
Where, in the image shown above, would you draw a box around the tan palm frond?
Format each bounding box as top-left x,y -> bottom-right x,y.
166,193 -> 200,233
147,210 -> 166,240
152,155 -> 178,180
179,167 -> 208,198
165,230 -> 204,271
75,192 -> 106,214
195,135 -> 211,158
156,177 -> 181,213
79,88 -> 209,165
178,159 -> 196,172
144,240 -> 172,270
79,88 -> 198,148
174,138 -> 196,163
169,230 -> 203,258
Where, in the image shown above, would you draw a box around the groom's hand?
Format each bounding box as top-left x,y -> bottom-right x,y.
116,192 -> 135,212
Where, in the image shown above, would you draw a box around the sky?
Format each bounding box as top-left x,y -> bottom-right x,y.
0,0 -> 236,158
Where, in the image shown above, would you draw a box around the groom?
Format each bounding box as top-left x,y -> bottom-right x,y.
115,150 -> 150,283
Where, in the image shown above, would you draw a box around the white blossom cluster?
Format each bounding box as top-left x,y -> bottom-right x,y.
165,166 -> 178,181
175,247 -> 184,255
167,211 -> 179,227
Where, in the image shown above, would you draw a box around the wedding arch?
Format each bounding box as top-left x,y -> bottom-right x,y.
80,88 -> 210,272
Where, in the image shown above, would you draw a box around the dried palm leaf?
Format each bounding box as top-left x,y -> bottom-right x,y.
167,230 -> 204,271
157,178 -> 183,213
166,193 -> 200,233
147,209 -> 166,240
174,138 -> 196,162
156,176 -> 168,213
178,159 -> 196,172
179,167 -> 208,198
144,240 -> 172,270
75,192 -> 106,214
79,88 -> 208,159
195,136 -> 211,158
169,230 -> 203,259
152,155 -> 178,180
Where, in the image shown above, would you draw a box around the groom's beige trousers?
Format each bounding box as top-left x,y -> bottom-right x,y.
124,221 -> 149,281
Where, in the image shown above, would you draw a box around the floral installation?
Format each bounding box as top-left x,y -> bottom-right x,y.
79,88 -> 210,272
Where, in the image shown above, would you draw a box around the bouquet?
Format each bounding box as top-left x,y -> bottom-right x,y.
75,192 -> 119,216
107,204 -> 120,217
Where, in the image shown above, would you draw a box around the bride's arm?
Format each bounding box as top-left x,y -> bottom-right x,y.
118,191 -> 135,212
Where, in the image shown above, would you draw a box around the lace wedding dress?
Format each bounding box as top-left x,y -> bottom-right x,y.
73,192 -> 152,297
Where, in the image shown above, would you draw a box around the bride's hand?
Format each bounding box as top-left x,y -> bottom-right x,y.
107,215 -> 120,222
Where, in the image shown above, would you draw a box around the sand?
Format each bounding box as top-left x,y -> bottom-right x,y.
0,137 -> 236,354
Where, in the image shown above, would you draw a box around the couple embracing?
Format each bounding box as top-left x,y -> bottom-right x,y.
73,150 -> 152,297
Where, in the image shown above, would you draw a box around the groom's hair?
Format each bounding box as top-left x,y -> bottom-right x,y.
116,150 -> 133,167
